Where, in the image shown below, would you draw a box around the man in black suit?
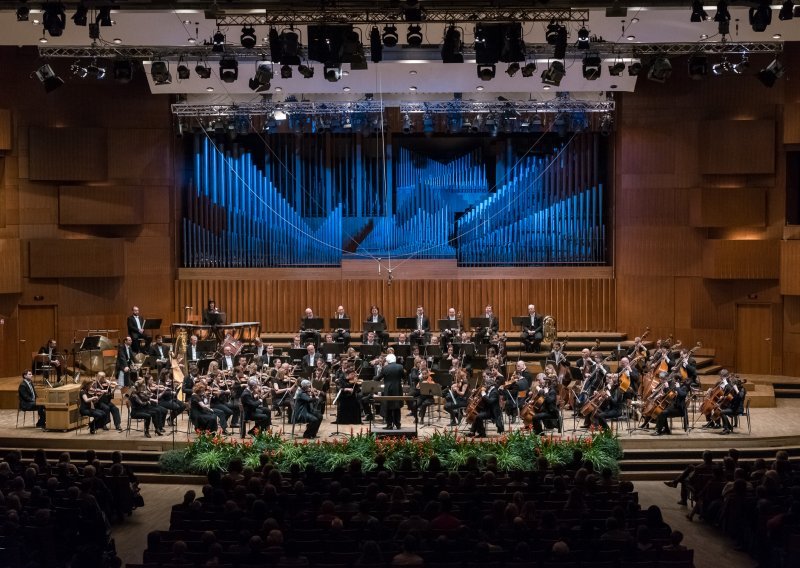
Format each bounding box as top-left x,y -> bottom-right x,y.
333,305 -> 351,347
469,376 -> 503,437
363,305 -> 389,346
410,305 -> 430,347
127,306 -> 149,353
522,304 -> 544,353
116,336 -> 134,387
241,378 -> 271,434
528,375 -> 560,434
18,369 -> 45,428
37,338 -> 63,381
476,304 -> 499,344
149,335 -> 171,372
300,308 -> 321,347
294,380 -> 322,438
302,343 -> 320,372
380,353 -> 405,429
219,345 -> 236,371
186,334 -> 201,363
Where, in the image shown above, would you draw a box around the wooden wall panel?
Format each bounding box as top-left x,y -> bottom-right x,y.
18,181 -> 57,225
29,239 -> 125,278
781,241 -> 800,295
689,187 -> 767,227
107,129 -> 172,183
0,109 -> 11,151
0,238 -> 21,293
173,278 -> 616,333
702,240 -> 780,279
615,226 -> 704,277
699,120 -> 775,174
28,127 -> 107,181
58,185 -> 144,225
618,124 -> 676,175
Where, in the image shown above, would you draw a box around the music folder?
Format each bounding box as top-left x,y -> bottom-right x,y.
470,317 -> 490,328
433,370 -> 453,389
360,380 -> 380,395
288,348 -> 307,361
363,321 -> 385,332
79,336 -> 101,351
438,319 -> 460,331
420,382 -> 442,397
424,345 -> 442,358
301,317 -> 324,331
452,342 -> 476,356
359,344 -> 381,359
143,318 -> 163,330
321,342 -> 346,356
329,318 -> 351,330
511,316 -> 529,327
393,344 -> 411,358
396,317 -> 418,330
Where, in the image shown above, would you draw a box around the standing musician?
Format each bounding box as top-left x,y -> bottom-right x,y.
334,366 -> 362,425
79,378 -> 110,434
525,374 -> 560,434
241,377 -> 271,433
627,336 -> 649,372
189,383 -> 219,432
363,305 -> 390,346
380,353 -> 405,429
18,370 -> 46,429
127,306 -> 149,353
202,299 -> 222,326
333,305 -> 351,347
410,305 -> 431,347
300,308 -> 321,347
93,372 -> 122,432
152,370 -> 186,427
37,338 -> 64,381
468,375 -> 504,437
444,366 -> 469,426
673,348 -> 699,387
440,307 -> 462,349
149,335 -> 171,372
521,304 -> 544,353
649,342 -> 674,374
475,304 -> 499,344
115,336 -> 135,387
653,374 -> 689,436
186,334 -> 202,364
294,380 -> 322,439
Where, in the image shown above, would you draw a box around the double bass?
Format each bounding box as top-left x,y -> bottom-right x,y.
465,376 -> 485,425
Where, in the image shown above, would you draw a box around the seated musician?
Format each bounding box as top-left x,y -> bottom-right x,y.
616,356 -> 641,400
505,360 -> 532,417
94,372 -> 122,432
37,338 -> 63,381
526,374 -> 560,434
241,377 -> 271,433
289,335 -> 303,350
271,361 -> 295,417
475,304 -> 499,344
363,330 -> 379,347
395,332 -> 410,346
653,374 -> 689,436
18,370 -> 46,428
577,348 -> 594,380
249,337 -> 266,360
300,308 -> 321,347
186,334 -> 201,363
589,375 -> 624,432
415,368 -> 436,423
151,370 -> 186,427
333,305 -> 351,347
79,378 -> 110,434
189,383 -> 219,432
294,380 -> 323,439
521,304 -> 544,353
719,376 -> 746,435
127,305 -> 149,353
208,375 -> 234,434
115,336 -> 134,387
182,364 -> 199,400
363,305 -> 389,346
440,307 -> 462,349
149,335 -> 171,372
674,348 -> 699,387
444,365 -> 469,426
219,345 -> 236,371
302,343 -> 321,372
627,336 -> 649,371
649,342 -> 673,373
468,375 -> 503,437
259,343 -> 277,369
201,299 -> 222,326
545,340 -> 568,369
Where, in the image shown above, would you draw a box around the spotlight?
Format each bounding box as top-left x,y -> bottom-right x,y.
89,22 -> 99,40
212,30 -> 225,53
531,114 -> 543,133
70,62 -> 88,78
177,63 -> 190,80
324,64 -> 342,82
690,0 -> 708,22
423,114 -> 434,135
506,62 -> 520,77
600,114 -> 613,136
441,25 -> 463,63
477,64 -> 496,81
370,26 -> 383,63
298,64 -> 314,78
541,61 -> 566,86
582,54 -> 602,80
749,1 -> 772,32
150,61 -> 172,85
382,25 -> 399,47
16,3 -> 29,21
688,55 -> 708,79
219,58 -> 239,83
609,61 -> 626,76
43,3 -> 66,37
648,57 -> 672,83
407,24 -> 423,46
576,26 -> 590,49
195,63 -> 212,79
402,113 -> 413,133
249,63 -> 272,92
112,60 -> 133,83
628,61 -> 643,76
712,59 -> 731,75
280,64 -> 293,79
86,60 -> 105,79
280,30 -> 302,65
545,20 -> 568,60
732,56 -> 749,74
500,22 -> 525,62
779,1 -> 794,20
521,62 -> 537,77
758,58 -> 785,87
240,26 -> 257,49
715,1 -> 731,35
33,64 -> 63,93
96,6 -> 111,26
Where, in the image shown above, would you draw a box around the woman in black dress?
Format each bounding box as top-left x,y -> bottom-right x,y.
189,383 -> 219,432
335,369 -> 363,425
79,379 -> 109,434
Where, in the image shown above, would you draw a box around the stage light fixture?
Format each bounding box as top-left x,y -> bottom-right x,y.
382,25 -> 399,47
407,24 -> 423,46
402,113 -> 413,134
280,64 -> 293,79
477,64 -> 496,81
749,1 -> 772,32
758,58 -> 785,87
712,59 -> 731,75
112,59 -> 133,83
609,61 -> 626,76
690,0 -> 708,22
576,26 -> 590,49
370,26 -> 383,63
16,2 -> 29,21
546,20 -> 568,60
628,61 -> 643,76
43,3 -> 66,37
240,26 -> 257,49
298,64 -> 314,78
531,114 -> 543,133
688,55 -> 708,79
506,62 -> 520,77
150,61 -> 172,85
71,62 -> 88,78
33,63 -> 63,93
72,3 -> 87,26
324,64 -> 342,82
500,22 -> 525,62
423,114 -> 434,135
280,30 -> 302,65
582,54 -> 602,80
441,25 -> 463,63
219,57 -> 239,83
86,60 -> 105,80
177,62 -> 190,80
647,57 -> 672,83
249,63 -> 272,92
732,56 -> 749,74
541,61 -> 566,87
195,63 -> 212,79
780,1 -> 794,20
96,6 -> 112,26
521,62 -> 537,77
212,30 -> 225,53
715,1 -> 731,35
600,114 -> 613,137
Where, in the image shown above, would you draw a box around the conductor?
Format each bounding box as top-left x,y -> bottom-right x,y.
380,353 -> 405,430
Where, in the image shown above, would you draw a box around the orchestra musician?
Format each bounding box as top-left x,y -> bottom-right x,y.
152,370 -> 186,427
475,304 -> 499,344
674,348 -> 699,387
521,304 -> 544,353
115,336 -> 135,387
468,375 -> 504,437
380,353 -> 405,429
653,375 -> 689,436
719,376 -> 746,435
590,375 -> 624,432
440,307 -> 462,349
545,341 -> 568,369
616,356 -> 641,400
363,305 -> 389,346
208,375 -> 234,435
363,331 -> 379,348
186,334 -> 201,363
241,377 -> 271,433
182,364 -> 199,400
149,335 -> 171,372
127,305 -> 149,353
300,308 -> 321,347
289,335 -> 303,350
444,366 -> 469,426
410,305 -> 431,347
94,372 -> 122,432
189,383 -> 219,432
79,378 -> 110,434
578,348 -> 594,380
37,338 -> 63,381
294,379 -> 322,439
502,360 -> 532,418
526,374 -> 560,434
18,370 -> 46,429
302,343 -> 321,372
219,345 -> 236,371
202,299 -> 222,326
333,305 -> 351,347
627,336 -> 649,371
415,368 -> 436,423
334,367 -> 362,425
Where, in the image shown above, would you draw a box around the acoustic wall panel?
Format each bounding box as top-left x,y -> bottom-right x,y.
29,238 -> 124,278
28,127 -> 107,181
59,185 -> 144,225
689,187 -> 766,227
702,240 -> 779,279
0,109 -> 11,151
699,120 -> 775,174
781,241 -> 800,295
0,239 -> 21,293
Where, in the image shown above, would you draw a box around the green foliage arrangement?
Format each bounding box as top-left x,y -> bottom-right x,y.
173,428 -> 623,476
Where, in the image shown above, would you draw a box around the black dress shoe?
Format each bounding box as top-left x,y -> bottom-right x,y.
144,431 -> 151,438
383,425 -> 394,430
651,431 -> 663,436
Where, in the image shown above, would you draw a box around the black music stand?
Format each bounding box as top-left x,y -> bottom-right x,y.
360,380 -> 381,428
359,344 -> 381,360
329,318 -> 351,330
438,319 -> 460,332
301,318 -> 324,330
288,348 -> 307,362
359,366 -> 376,381
143,318 -> 163,331
396,317 -> 417,330
433,370 -> 453,389
393,344 -> 412,359
80,336 -> 102,351
419,382 -> 443,428
424,345 -> 442,359
321,342 -> 346,358
363,321 -> 386,333
470,317 -> 490,329
438,358 -> 453,371
452,342 -> 476,357
206,312 -> 226,326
